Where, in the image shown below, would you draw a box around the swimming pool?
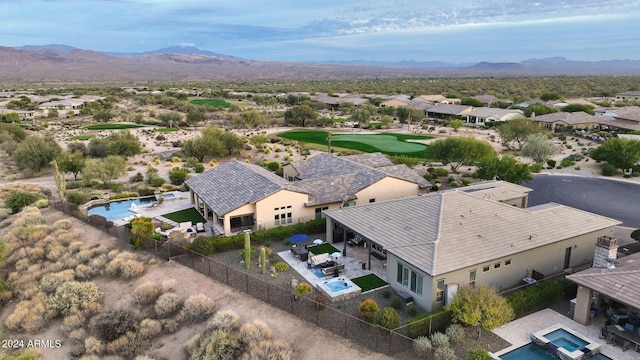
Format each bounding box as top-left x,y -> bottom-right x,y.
163,193 -> 175,199
87,197 -> 156,222
528,324 -> 601,360
499,343 -> 613,360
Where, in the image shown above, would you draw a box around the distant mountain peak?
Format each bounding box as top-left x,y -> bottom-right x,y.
144,45 -> 240,59
15,44 -> 78,53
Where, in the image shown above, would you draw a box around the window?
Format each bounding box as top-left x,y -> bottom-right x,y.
436,279 -> 445,303
314,207 -> 328,219
483,266 -> 490,272
286,212 -> 292,224
494,262 -> 501,269
397,263 -> 423,296
343,201 -> 356,207
505,259 -> 512,266
469,270 -> 477,287
274,214 -> 280,226
369,199 -> 376,203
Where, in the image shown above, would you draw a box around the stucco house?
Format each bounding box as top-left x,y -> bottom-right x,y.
465,107 -> 524,127
426,104 -> 473,120
531,111 -> 606,131
323,181 -> 620,311
567,237 -> 640,326
184,153 -> 430,236
615,91 -> 640,102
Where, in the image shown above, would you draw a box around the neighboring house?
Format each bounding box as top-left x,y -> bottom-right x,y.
38,98 -> 85,110
615,91 -> 640,102
416,94 -> 446,103
380,98 -> 409,108
426,104 -> 473,120
323,181 -> 620,312
185,153 -> 430,236
531,111 -> 605,131
0,109 -> 36,121
567,237 -> 640,326
472,95 -> 513,107
310,94 -> 368,110
465,107 -> 524,127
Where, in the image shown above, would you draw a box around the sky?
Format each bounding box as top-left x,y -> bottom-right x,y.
2,0 -> 640,63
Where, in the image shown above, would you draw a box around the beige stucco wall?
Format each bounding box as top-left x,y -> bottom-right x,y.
500,196 -> 527,208
354,177 -> 420,204
254,189 -> 310,230
224,203 -> 256,235
281,163 -> 299,181
386,253 -> 434,310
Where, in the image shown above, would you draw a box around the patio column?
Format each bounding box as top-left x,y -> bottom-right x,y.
189,189 -> 194,204
325,218 -> 333,243
573,285 -> 593,325
367,240 -> 372,270
342,228 -> 347,257
203,203 -> 209,221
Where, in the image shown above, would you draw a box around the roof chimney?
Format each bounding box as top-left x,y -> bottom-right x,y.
593,236 -> 618,268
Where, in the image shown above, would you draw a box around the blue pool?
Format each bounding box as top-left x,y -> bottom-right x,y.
499,343 -> 613,360
545,329 -> 588,352
87,197 -> 156,222
163,193 -> 175,199
326,280 -> 351,292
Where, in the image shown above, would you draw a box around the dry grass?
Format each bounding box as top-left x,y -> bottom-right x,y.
179,294 -> 216,324
154,293 -> 183,318
84,336 -> 105,355
133,282 -> 162,305
39,269 -> 75,294
239,320 -> 273,346
13,206 -> 46,227
244,340 -> 294,360
138,319 -> 162,339
4,292 -> 49,332
105,252 -> 145,280
46,281 -> 102,318
207,310 -> 240,331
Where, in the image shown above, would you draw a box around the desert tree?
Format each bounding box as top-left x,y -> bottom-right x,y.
12,135 -> 62,172
56,150 -> 86,180
448,285 -> 514,340
475,155 -> 533,184
590,137 -> 640,171
497,118 -> 546,150
430,137 -> 495,173
284,104 -> 318,127
521,133 -> 561,164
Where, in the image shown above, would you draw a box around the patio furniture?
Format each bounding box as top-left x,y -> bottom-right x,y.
607,324 -> 640,351
291,246 -> 308,261
196,222 -> 205,232
396,290 -> 414,306
321,263 -> 345,276
308,253 -> 331,267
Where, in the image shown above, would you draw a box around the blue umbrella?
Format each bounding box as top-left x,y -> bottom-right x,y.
288,234 -> 309,243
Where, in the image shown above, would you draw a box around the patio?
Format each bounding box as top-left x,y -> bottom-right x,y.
278,238 -> 388,288
492,308 -> 638,360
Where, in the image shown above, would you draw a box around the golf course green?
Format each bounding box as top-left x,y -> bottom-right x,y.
277,130 -> 432,158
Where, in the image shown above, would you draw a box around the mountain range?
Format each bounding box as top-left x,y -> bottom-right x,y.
2,44 -> 640,83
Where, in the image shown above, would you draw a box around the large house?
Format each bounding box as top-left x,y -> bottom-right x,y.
465,107 -> 524,127
184,153 -> 430,236
532,111 -> 607,131
426,104 -> 473,120
323,181 -> 620,311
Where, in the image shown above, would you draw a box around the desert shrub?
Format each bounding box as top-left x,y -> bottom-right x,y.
602,163 -> 617,176
435,346 -> 456,360
413,336 -> 433,357
4,293 -> 48,332
168,168 -> 188,185
39,270 -> 75,294
105,252 -> 145,279
273,261 -> 289,272
207,310 -> 240,331
389,295 -> 404,310
133,282 -> 162,305
187,329 -> 241,360
407,305 -> 419,317
139,319 -> 162,339
130,172 -> 144,182
194,164 -> 205,173
13,206 -> 46,227
431,332 -> 449,349
546,159 -> 557,168
376,307 -> 401,331
94,308 -> 140,342
33,198 -> 48,208
314,293 -> 329,310
358,298 -> 379,323
529,163 -> 543,173
239,320 -> 273,346
428,167 -> 449,177
149,177 -> 165,187
244,340 -> 293,360
160,318 -> 180,334
180,294 -> 216,324
0,207 -> 11,220
467,349 -> 494,360
293,282 -> 312,299
190,236 -> 213,256
105,332 -> 145,357
84,336 -> 105,355
69,328 -> 86,340
47,281 -> 101,317
61,313 -> 86,335
5,191 -> 40,213
154,292 -> 183,318
445,323 -> 464,344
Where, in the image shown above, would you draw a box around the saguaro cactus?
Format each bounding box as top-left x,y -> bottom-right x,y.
260,247 -> 266,275
244,231 -> 251,270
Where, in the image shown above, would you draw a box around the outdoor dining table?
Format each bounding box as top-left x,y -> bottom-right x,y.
607,325 -> 640,352
291,247 -> 308,261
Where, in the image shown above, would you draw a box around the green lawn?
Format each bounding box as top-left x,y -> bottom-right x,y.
190,99 -> 231,108
308,243 -> 339,255
161,208 -> 206,224
350,274 -> 388,292
155,127 -> 179,132
86,124 -> 145,130
277,130 -> 432,158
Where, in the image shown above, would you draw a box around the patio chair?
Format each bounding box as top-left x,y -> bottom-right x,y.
624,322 -> 634,332
599,326 -> 607,339
606,332 -> 616,344
196,222 -> 205,232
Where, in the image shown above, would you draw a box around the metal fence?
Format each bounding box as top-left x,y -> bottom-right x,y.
51,200 -> 418,359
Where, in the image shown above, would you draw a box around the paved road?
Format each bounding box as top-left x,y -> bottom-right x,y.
526,174 -> 640,228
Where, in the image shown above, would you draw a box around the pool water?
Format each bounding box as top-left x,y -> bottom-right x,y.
87,197 -> 155,222
500,343 -> 557,360
326,280 -> 351,292
545,329 -> 588,352
163,193 -> 175,199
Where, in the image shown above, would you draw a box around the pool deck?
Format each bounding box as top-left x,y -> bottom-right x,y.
278,240 -> 388,289
492,308 -> 636,359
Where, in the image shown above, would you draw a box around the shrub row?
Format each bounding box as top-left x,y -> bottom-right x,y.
506,279 -> 577,317
210,218 -> 326,253
406,308 -> 451,338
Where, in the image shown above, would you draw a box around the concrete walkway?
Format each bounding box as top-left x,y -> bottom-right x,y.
492,308 -> 638,359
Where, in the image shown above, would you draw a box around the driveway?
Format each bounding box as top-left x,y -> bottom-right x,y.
527,174 -> 640,228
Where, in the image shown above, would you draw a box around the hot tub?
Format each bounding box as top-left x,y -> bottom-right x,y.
316,276 -> 361,303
